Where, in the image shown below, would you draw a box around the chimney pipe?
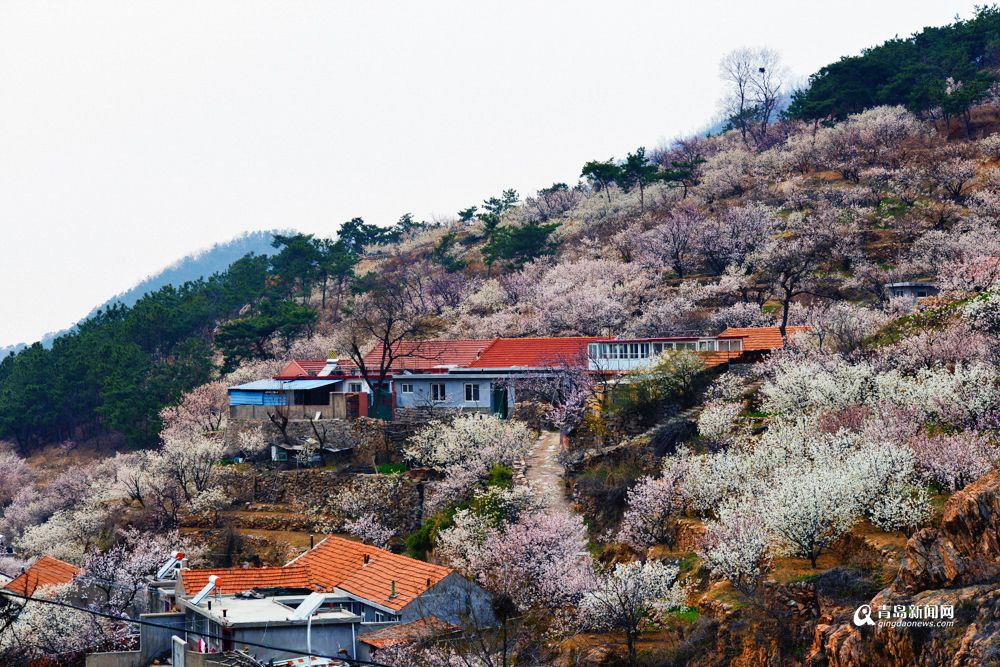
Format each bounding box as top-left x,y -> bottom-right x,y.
309,534 -> 314,549
363,554 -> 370,566
207,601 -> 212,611
390,580 -> 396,598
222,609 -> 227,618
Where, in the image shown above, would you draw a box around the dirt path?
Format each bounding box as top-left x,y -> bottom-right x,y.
523,431 -> 574,514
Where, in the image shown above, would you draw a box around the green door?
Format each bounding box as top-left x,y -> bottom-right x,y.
491,385 -> 509,419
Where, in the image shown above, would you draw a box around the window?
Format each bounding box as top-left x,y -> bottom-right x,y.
465,383 -> 480,402
917,290 -> 928,298
431,383 -> 446,401
400,382 -> 413,394
348,382 -> 363,393
683,342 -> 697,350
698,340 -> 710,351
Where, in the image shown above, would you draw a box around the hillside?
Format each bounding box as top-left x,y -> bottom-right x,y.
3,8 -> 1000,667
0,230 -> 283,357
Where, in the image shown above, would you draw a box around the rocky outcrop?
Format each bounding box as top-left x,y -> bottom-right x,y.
896,467 -> 1000,592
807,466 -> 1000,667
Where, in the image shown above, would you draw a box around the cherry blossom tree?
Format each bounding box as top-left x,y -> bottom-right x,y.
407,416 -> 534,510
159,380 -> 229,441
82,527 -> 186,614
908,431 -> 999,492
698,501 -> 772,595
696,400 -> 745,448
158,433 -> 227,503
470,511 -> 593,611
0,450 -> 33,507
579,560 -> 688,666
636,200 -> 702,278
0,583 -> 119,664
617,459 -> 688,550
332,473 -> 413,548
761,466 -> 858,568
697,202 -> 780,275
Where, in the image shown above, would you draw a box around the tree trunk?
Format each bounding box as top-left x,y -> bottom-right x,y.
626,628 -> 637,666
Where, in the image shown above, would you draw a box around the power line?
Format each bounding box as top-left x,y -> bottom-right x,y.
0,589 -> 395,667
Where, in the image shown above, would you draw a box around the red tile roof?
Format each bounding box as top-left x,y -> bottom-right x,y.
179,565 -> 315,596
362,339 -> 494,373
358,616 -> 460,649
2,555 -> 81,598
469,337 -> 604,369
293,536 -> 453,611
718,326 -> 811,352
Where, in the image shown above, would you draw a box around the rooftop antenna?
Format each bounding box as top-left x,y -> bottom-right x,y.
191,575 -> 219,605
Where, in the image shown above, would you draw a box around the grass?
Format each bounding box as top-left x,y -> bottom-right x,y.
667,606 -> 700,624
866,297 -> 967,348
375,463 -> 408,474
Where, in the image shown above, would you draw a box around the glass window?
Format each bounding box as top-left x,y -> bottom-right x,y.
465,383 -> 480,402
400,383 -> 413,393
652,343 -> 662,355
431,383 -> 446,401
917,290 -> 927,297
348,382 -> 363,393
588,343 -> 598,359
684,342 -> 697,350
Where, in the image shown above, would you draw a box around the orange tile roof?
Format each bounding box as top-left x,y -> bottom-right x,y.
275,360 -> 326,379
718,326 -> 811,352
697,350 -> 745,367
362,339 -> 495,373
469,337 -> 603,368
178,536 -> 454,612
293,536 -> 453,611
179,565 -> 315,596
3,555 -> 81,598
358,616 -> 460,649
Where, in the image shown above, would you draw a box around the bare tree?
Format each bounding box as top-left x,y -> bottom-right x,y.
342,258 -> 443,415
719,47 -> 787,148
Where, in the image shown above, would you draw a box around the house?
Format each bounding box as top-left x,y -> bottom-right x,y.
395,337 -> 601,417
171,536 -> 493,663
885,281 -> 938,301
229,358 -> 368,421
1,554 -> 81,599
230,327 -> 806,425
356,615 -> 461,663
585,335 -> 746,372
885,281 -> 939,311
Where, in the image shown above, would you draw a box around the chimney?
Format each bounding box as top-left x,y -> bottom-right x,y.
222,609 -> 227,618
426,578 -> 431,590
363,554 -> 370,566
207,601 -> 212,611
390,580 -> 396,599
309,534 -> 314,549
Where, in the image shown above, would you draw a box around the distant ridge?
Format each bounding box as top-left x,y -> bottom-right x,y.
1,230 -> 288,356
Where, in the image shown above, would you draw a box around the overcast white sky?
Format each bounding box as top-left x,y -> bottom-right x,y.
0,1 -> 981,346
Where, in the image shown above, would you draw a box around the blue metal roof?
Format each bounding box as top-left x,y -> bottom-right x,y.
228,379 -> 340,391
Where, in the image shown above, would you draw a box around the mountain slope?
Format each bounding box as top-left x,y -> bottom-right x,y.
0,231 -> 285,357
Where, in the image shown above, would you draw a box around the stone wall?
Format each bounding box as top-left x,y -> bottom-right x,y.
225,416 -> 394,463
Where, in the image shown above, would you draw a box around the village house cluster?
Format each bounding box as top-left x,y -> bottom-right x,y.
2,537 -> 490,666
229,326 -> 805,459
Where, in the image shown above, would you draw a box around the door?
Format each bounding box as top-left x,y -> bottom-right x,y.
491,385 -> 509,419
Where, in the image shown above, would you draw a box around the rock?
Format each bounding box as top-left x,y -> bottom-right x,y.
807,465 -> 1000,667
897,466 -> 1000,593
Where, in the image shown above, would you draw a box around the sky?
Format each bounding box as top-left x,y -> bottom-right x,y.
0,0 -> 982,347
